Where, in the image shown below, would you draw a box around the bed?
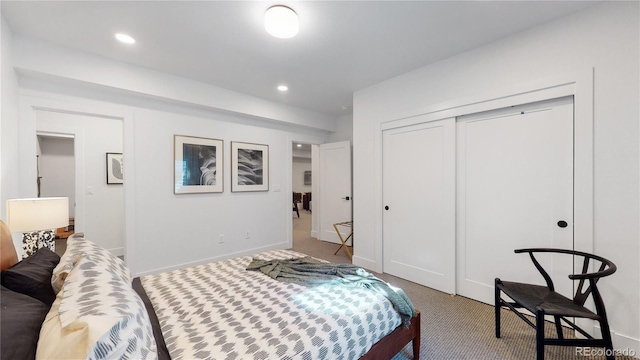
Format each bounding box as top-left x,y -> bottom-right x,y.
0,229 -> 420,360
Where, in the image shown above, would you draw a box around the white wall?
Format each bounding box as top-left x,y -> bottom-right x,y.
16,86 -> 329,275
353,2 -> 639,349
329,113 -> 353,143
1,15 -> 20,218
329,114 -> 353,142
7,25 -> 333,274
38,136 -> 75,217
292,158 -> 311,193
1,15 -> 24,255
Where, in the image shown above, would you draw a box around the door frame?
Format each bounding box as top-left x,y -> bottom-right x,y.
286,135 -> 325,249
19,91 -> 132,261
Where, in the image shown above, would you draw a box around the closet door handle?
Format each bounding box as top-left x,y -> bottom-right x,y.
557,220 -> 568,228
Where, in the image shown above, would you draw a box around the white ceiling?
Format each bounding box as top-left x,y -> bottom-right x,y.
2,1 -> 598,118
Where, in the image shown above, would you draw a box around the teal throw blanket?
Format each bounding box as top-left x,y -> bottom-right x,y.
246,257 -> 417,326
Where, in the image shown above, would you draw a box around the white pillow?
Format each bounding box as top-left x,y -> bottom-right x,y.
51,234 -> 131,293
39,237 -> 156,360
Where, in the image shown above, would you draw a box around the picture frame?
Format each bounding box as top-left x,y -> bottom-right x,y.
174,135 -> 223,194
304,170 -> 312,185
106,153 -> 124,184
231,141 -> 269,192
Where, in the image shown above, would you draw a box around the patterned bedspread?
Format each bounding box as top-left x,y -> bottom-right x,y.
140,250 -> 402,360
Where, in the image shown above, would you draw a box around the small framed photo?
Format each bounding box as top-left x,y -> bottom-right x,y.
174,135 -> 223,194
231,141 -> 269,192
106,153 -> 124,184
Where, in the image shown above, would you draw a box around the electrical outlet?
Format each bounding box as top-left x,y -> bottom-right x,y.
219,234 -> 224,243
245,231 -> 250,239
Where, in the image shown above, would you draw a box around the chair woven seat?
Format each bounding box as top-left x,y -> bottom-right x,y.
497,280 -> 600,320
495,248 -> 617,360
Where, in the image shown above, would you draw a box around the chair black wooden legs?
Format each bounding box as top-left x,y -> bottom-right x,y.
536,309 -> 545,360
495,278 -> 502,339
600,319 -> 615,360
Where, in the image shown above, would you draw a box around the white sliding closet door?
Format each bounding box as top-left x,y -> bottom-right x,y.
456,97 -> 574,304
383,118 -> 455,294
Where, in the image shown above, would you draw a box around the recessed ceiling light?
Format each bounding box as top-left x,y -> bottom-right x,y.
264,5 -> 299,39
115,33 -> 136,44
297,144 -> 302,147
277,85 -> 289,92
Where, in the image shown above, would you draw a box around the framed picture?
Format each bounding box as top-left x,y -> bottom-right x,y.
231,141 -> 269,192
106,153 -> 124,184
174,135 -> 223,194
304,170 -> 312,185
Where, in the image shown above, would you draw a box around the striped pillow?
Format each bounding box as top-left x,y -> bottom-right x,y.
38,240 -> 156,360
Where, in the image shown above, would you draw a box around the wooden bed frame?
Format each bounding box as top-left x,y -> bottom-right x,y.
2,225 -> 421,360
361,310 -> 421,360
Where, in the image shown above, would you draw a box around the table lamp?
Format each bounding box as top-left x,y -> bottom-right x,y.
6,197 -> 69,259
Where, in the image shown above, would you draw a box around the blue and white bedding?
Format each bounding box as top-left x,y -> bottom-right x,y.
141,250 -> 403,360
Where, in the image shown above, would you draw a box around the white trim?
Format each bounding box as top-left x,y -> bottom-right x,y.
108,246 -> 124,257
135,241 -> 289,277
35,125 -> 84,232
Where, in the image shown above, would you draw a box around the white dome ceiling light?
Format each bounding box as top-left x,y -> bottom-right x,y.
264,5 -> 299,39
277,85 -> 289,91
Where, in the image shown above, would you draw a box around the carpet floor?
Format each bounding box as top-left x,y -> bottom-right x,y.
290,210 -> 635,360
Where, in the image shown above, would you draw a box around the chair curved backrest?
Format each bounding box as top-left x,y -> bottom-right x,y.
515,248 -> 617,307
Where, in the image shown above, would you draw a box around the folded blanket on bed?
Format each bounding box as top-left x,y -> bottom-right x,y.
246,257 -> 417,326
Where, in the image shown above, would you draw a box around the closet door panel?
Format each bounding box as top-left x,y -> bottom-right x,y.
456,97 -> 574,304
383,118 -> 455,294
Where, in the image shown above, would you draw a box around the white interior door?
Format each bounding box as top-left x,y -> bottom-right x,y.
382,118 -> 456,294
456,97 -> 574,304
319,141 -> 352,244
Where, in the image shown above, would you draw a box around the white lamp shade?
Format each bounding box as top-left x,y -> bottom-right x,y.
264,5 -> 299,39
6,197 -> 69,232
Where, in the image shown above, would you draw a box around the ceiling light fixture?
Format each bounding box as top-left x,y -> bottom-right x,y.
297,144 -> 302,148
264,5 -> 299,39
277,85 -> 289,92
115,33 -> 136,44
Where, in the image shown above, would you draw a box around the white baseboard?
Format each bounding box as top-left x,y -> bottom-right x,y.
352,255 -> 381,273
109,247 -> 124,257
606,327 -> 640,358
134,242 -> 289,277
310,230 -> 318,238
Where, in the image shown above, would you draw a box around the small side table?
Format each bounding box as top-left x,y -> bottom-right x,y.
333,220 -> 353,260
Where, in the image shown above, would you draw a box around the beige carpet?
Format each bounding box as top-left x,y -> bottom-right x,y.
290,210 -> 635,360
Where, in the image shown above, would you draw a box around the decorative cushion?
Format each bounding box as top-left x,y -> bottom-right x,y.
1,285 -> 50,360
1,247 -> 60,306
22,230 -> 56,259
35,289 -> 89,360
51,233 -> 131,294
38,242 -> 157,360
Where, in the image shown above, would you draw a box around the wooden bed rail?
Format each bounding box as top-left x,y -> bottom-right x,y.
360,310 -> 421,360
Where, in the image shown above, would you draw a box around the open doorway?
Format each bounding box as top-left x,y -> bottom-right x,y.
290,141 -> 353,264
292,142 -> 313,248
36,133 -> 75,256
